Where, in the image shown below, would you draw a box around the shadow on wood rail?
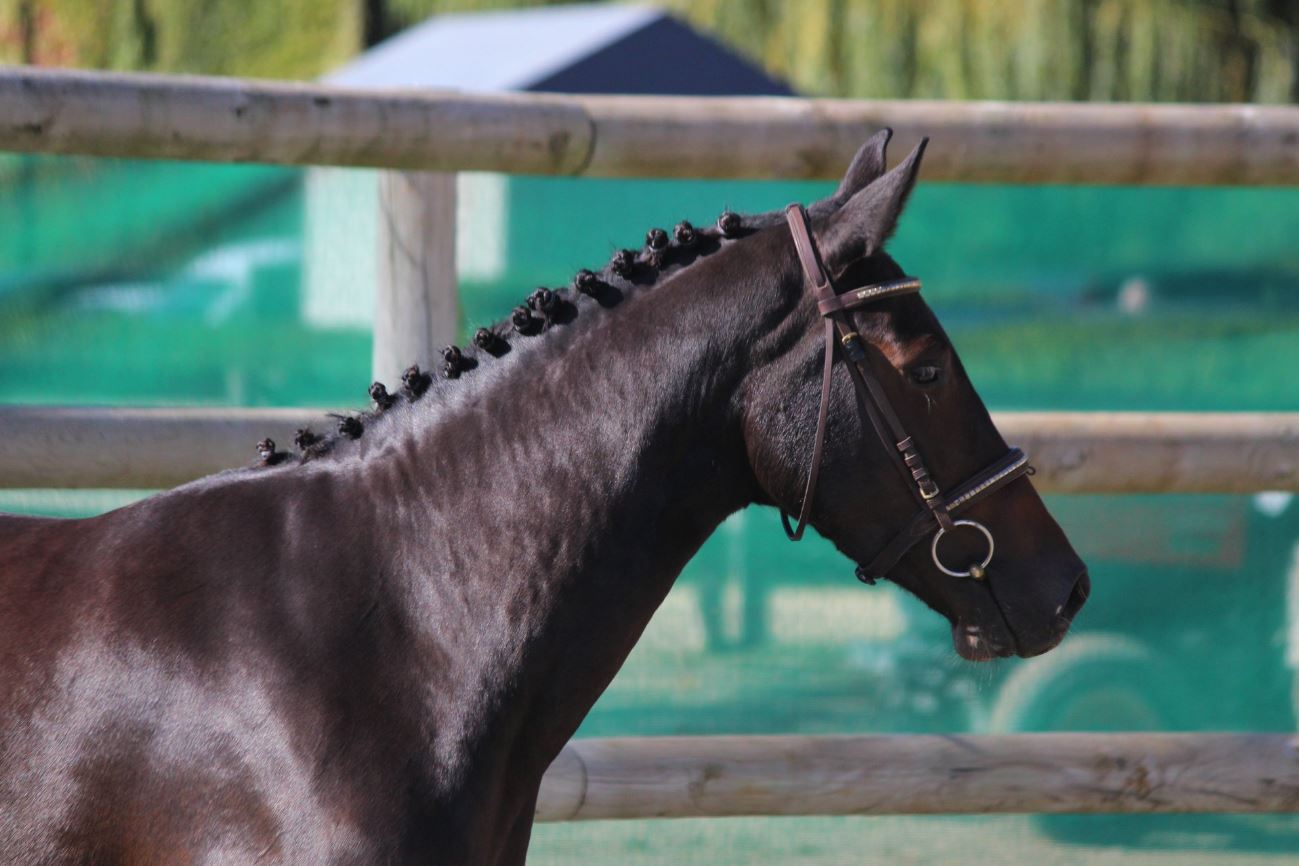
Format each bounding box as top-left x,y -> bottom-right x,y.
535,732 -> 1299,821
0,407 -> 1295,493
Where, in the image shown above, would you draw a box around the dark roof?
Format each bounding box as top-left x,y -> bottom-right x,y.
328,3 -> 791,96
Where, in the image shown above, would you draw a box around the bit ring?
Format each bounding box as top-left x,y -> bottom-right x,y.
931,519 -> 995,579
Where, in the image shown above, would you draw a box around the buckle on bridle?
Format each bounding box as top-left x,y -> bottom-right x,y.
839,332 -> 867,363
918,480 -> 940,500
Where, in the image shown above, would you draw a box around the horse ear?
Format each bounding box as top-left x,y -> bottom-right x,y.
809,129 -> 893,217
817,137 -> 928,276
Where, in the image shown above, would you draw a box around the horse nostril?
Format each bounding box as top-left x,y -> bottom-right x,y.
1061,570 -> 1090,623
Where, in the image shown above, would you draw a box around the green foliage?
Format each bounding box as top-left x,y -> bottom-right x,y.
2,0 -> 360,78
655,0 -> 1299,102
3,0 -> 1297,99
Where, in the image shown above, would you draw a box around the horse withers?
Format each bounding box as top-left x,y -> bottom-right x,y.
0,132 -> 1087,865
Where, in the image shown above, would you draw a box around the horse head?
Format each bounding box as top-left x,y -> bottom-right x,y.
742,131 -> 1089,660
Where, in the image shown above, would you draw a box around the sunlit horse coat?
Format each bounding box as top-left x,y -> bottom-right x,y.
0,133 -> 1086,865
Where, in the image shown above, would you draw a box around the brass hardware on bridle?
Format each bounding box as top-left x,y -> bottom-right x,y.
780,203 -> 1032,583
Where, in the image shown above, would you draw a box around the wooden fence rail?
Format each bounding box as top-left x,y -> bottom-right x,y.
535,733 -> 1299,821
4,66 -> 1299,185
1,407 -> 1296,493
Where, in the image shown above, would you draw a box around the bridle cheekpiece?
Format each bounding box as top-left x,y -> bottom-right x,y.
780,204 -> 1032,584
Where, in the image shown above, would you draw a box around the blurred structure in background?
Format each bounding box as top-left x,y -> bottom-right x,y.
305,4 -> 791,350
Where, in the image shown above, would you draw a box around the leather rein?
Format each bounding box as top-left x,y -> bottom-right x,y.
780,204 -> 1032,584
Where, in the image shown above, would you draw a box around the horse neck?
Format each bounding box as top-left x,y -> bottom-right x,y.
360,234 -> 795,774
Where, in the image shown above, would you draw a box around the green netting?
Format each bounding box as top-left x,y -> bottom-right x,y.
1,156 -> 1298,862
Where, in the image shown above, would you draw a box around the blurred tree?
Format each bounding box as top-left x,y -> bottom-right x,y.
0,0 -> 360,78
0,0 -> 1295,102
666,0 -> 1299,102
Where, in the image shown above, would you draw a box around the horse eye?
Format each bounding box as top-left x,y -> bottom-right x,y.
909,365 -> 942,386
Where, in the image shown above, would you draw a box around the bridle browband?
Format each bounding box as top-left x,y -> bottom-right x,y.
780,204 -> 1032,584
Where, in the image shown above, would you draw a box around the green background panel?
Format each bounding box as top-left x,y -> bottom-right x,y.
2,156 -> 1298,861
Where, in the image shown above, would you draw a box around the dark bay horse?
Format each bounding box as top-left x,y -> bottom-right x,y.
0,133 -> 1087,865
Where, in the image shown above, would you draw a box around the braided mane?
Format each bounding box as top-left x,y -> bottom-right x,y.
254,207 -> 792,468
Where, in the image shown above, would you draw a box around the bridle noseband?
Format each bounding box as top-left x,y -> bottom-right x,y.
780,204 -> 1032,584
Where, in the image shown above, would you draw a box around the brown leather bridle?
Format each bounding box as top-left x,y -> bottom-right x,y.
781,204 -> 1032,584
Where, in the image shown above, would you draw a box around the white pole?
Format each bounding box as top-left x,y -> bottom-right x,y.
373,170 -> 459,387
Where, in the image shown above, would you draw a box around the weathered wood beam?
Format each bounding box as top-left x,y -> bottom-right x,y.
535,733 -> 1299,821
0,406 -> 315,490
0,407 -> 1295,493
1004,411 -> 1299,494
3,67 -> 1299,185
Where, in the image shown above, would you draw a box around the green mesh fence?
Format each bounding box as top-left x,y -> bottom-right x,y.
2,155 -> 1299,863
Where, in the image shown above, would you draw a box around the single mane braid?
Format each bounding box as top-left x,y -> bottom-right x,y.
402,365 -> 433,400
573,269 -> 600,297
609,249 -> 637,278
370,382 -> 395,411
474,327 -> 507,357
337,415 -> 364,440
527,288 -> 557,314
256,437 -> 285,466
512,305 -> 540,335
717,210 -> 743,238
293,428 -> 321,451
442,345 -> 465,379
644,228 -> 669,268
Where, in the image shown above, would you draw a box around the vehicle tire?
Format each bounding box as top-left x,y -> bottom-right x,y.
988,633 -> 1194,847
989,633 -> 1190,733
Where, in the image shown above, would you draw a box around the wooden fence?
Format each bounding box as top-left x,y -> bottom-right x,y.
2,65 -> 1298,823
1,406 -> 1296,493
5,67 -> 1299,185
535,733 -> 1299,820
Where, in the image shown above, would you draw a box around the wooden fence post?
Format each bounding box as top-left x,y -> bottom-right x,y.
373,171 -> 459,387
